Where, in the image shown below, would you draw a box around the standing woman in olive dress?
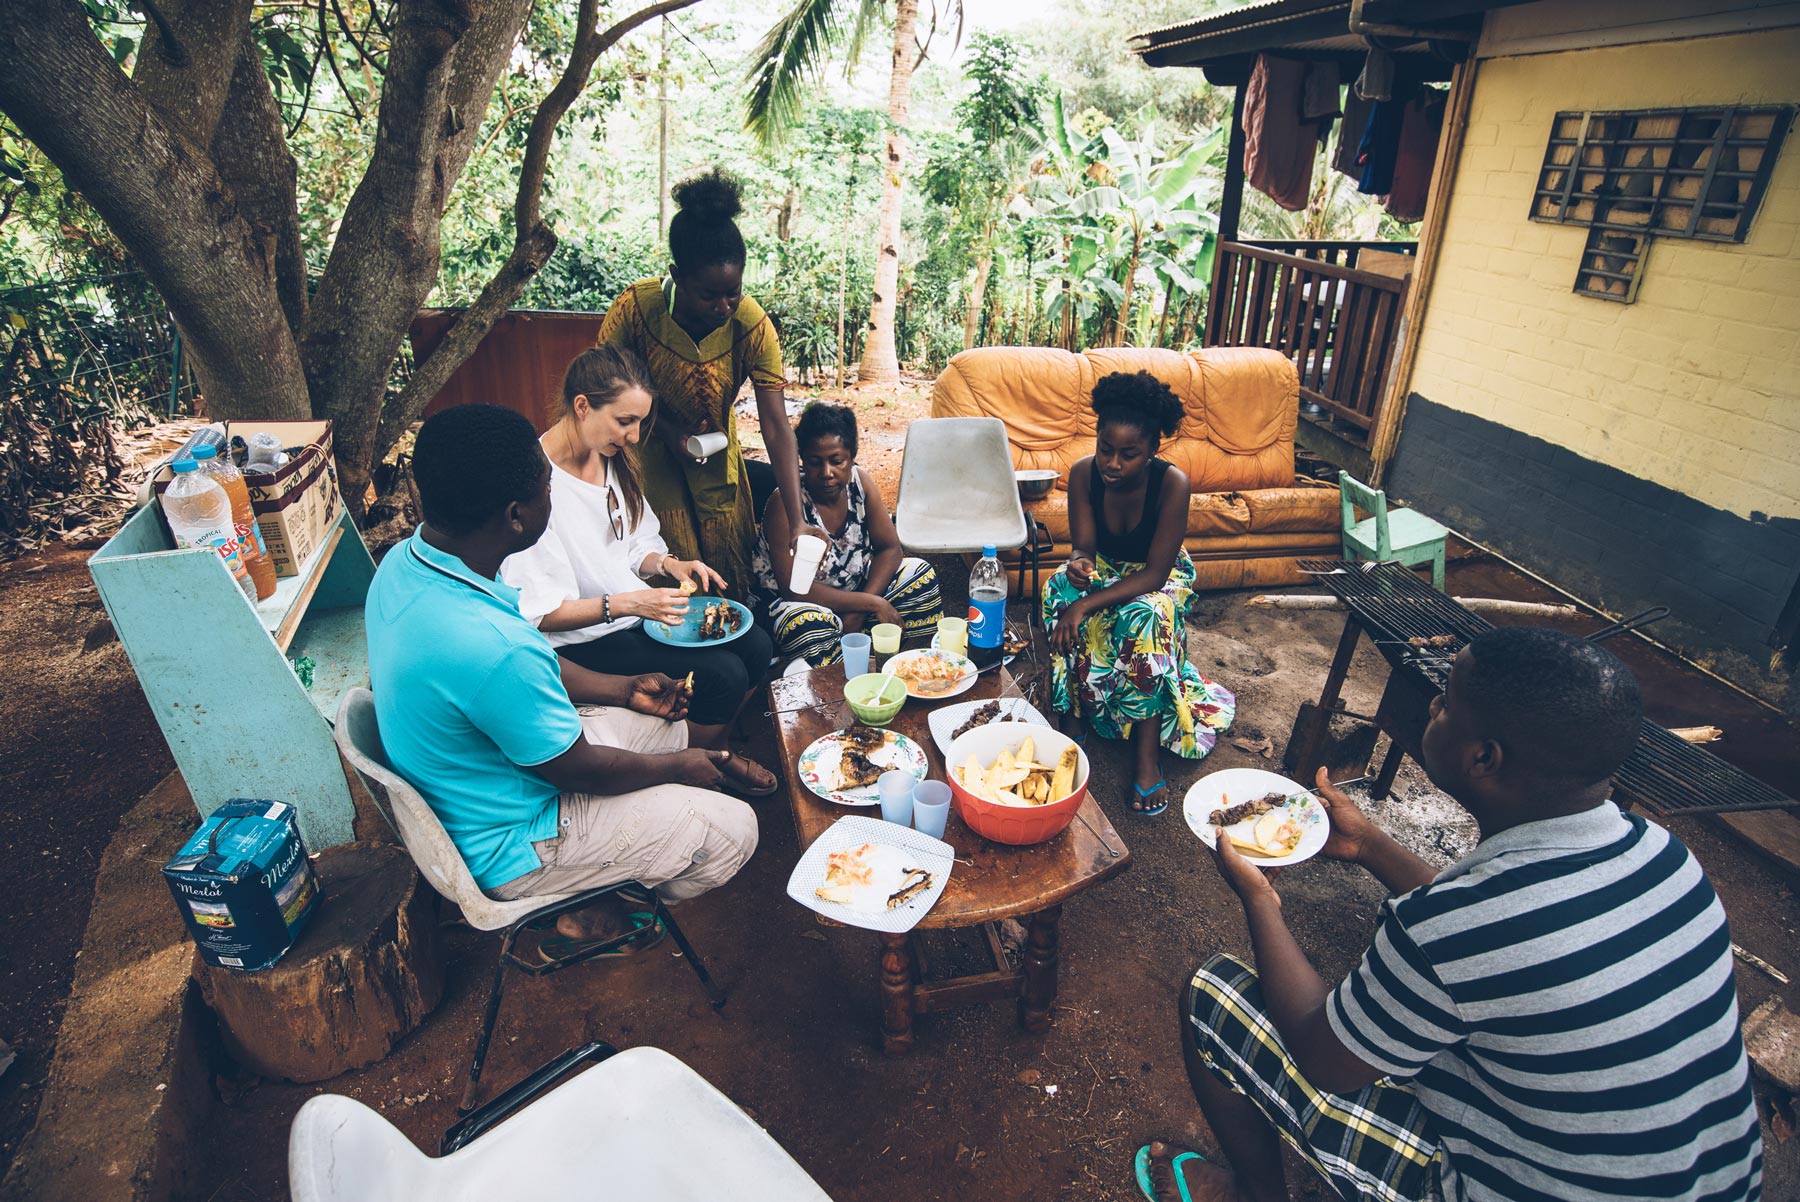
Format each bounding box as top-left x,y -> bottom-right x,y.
595,167 -> 824,599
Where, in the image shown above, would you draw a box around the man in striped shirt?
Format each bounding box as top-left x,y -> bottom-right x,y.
1140,627 -> 1762,1202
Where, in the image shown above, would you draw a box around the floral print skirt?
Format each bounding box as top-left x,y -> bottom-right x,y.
1039,550 -> 1235,758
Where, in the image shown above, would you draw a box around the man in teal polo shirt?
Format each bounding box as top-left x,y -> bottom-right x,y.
367,403 -> 763,951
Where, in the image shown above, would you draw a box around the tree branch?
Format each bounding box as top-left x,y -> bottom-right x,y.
298,0 -> 528,512
130,0 -> 254,148
330,0 -> 383,74
0,0 -> 311,421
210,31 -> 309,337
376,0 -> 703,460
133,0 -> 189,66
319,0 -> 364,122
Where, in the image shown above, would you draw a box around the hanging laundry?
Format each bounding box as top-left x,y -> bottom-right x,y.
1244,54 -> 1334,212
1356,45 -> 1395,101
1303,60 -> 1341,121
1334,86 -> 1377,181
1386,86 -> 1448,222
1355,96 -> 1408,195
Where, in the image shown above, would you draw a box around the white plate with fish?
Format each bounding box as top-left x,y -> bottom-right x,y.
795,727 -> 929,806
1182,768 -> 1330,867
884,648 -> 979,699
926,696 -> 1051,757
786,815 -> 954,933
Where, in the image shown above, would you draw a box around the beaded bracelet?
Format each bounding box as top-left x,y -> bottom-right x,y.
601,594 -> 611,623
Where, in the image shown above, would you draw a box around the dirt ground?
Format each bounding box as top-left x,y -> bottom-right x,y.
2,386 -> 1798,1199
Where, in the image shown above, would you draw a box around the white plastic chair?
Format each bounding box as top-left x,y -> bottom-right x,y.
334,689 -> 725,1112
289,1044 -> 834,1201
894,416 -> 1028,554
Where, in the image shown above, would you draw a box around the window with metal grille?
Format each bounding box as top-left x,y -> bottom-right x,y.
1529,106 -> 1794,302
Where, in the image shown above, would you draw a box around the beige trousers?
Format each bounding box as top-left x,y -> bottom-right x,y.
490,707 -> 758,903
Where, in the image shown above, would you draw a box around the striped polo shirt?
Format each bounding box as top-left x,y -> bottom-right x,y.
1328,802 -> 1762,1202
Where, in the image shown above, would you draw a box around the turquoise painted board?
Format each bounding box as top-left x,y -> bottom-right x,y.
88,502 -> 372,849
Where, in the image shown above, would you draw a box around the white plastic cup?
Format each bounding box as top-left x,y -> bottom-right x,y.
686,431 -> 730,460
936,616 -> 967,657
789,533 -> 827,593
911,781 -> 952,840
877,770 -> 916,827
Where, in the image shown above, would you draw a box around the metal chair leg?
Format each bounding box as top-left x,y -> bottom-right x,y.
654,900 -> 727,1009
1371,739 -> 1405,801
460,921 -> 523,1112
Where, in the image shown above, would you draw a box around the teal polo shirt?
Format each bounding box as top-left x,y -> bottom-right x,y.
365,530 -> 584,891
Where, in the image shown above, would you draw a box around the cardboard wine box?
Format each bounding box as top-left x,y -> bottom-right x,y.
163,800 -> 321,971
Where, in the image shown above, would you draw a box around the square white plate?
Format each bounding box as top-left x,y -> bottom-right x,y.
926,696 -> 1051,757
785,815 -> 955,933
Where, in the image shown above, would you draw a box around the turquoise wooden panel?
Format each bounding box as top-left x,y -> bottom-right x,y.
89,504 -> 364,849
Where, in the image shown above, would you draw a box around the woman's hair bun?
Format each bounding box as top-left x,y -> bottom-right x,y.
1090,370 -> 1184,440
671,166 -> 744,224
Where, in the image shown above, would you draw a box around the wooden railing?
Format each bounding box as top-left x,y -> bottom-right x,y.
1238,240 -> 1418,270
1205,241 -> 1413,445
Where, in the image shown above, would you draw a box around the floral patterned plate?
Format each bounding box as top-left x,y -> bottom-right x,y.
796,728 -> 930,806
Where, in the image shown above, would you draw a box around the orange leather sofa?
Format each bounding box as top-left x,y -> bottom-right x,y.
928,345 -> 1341,591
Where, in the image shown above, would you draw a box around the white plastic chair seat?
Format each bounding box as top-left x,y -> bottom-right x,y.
894,416 -> 1027,554
1345,507 -> 1447,555
335,688 -> 579,931
288,1046 -> 834,1202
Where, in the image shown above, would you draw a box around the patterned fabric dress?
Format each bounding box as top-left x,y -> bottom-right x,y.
596,278 -> 784,599
751,473 -> 942,666
1039,549 -> 1235,757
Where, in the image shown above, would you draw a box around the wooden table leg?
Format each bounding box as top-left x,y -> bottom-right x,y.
1289,615 -> 1364,782
879,932 -> 916,1057
1018,904 -> 1063,1033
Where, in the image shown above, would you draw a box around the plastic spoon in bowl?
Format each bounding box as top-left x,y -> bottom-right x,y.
877,670 -> 904,706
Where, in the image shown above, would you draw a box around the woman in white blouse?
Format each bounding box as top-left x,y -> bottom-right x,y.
502,347 -> 777,785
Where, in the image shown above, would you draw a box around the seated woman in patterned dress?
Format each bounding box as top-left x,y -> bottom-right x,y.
750,404 -> 942,667
1042,371 -> 1235,815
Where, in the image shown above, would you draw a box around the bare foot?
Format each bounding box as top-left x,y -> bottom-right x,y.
554,897 -> 631,941
1148,1141 -> 1254,1202
717,752 -> 778,795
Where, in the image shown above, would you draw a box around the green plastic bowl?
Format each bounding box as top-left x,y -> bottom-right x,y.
845,673 -> 907,726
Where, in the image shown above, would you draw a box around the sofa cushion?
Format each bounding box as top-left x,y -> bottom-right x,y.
930,345 -> 1301,496
1023,480 -> 1338,545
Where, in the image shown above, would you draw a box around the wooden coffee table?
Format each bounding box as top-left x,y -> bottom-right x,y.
769,664 -> 1131,1056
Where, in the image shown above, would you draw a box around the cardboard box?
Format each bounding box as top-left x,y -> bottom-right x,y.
153,420 -> 339,577
163,800 -> 321,971
236,421 -> 339,577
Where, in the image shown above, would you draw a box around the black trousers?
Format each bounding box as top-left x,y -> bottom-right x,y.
555,621 -> 775,726
746,457 -> 776,522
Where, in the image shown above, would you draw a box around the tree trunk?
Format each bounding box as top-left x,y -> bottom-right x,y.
196,842 -> 444,1083
856,0 -> 917,389
210,36 -> 308,337
1115,224 -> 1142,347
963,228 -> 993,352
1155,287 -> 1174,348
377,0 -> 698,467
837,181 -> 851,390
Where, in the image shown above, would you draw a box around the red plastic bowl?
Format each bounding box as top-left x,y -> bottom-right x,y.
945,722 -> 1090,846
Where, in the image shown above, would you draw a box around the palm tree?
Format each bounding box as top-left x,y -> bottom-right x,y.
745,0 -> 959,387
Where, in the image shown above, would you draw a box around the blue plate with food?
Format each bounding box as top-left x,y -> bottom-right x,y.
644,597 -> 755,647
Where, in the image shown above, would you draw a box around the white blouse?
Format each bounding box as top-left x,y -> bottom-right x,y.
500,460 -> 668,644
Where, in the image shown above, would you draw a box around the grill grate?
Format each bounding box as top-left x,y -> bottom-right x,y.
1297,559 -> 1797,817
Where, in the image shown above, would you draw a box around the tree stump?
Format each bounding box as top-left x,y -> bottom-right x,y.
196,840 -> 444,1082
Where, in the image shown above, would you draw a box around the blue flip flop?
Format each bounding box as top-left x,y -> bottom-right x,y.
1133,1144 -> 1207,1202
1131,780 -> 1169,817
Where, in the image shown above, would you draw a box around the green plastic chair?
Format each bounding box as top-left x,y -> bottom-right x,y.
1339,471 -> 1448,590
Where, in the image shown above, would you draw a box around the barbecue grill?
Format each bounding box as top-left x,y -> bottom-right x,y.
1290,559 -> 1797,818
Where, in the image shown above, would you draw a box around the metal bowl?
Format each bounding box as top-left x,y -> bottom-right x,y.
1014,469 -> 1060,501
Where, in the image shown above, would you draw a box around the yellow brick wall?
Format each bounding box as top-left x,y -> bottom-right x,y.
1410,29 -> 1800,521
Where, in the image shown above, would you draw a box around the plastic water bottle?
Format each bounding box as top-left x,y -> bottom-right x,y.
162,458 -> 255,600
967,544 -> 1007,669
194,444 -> 276,600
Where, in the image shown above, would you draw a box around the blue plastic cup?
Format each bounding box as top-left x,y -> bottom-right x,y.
877,770 -> 916,826
911,780 -> 952,840
841,632 -> 872,679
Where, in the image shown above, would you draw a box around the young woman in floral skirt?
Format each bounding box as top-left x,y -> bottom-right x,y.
1042,370 -> 1235,815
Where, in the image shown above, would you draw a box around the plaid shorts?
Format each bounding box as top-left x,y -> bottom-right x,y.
1184,954 -> 1443,1202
